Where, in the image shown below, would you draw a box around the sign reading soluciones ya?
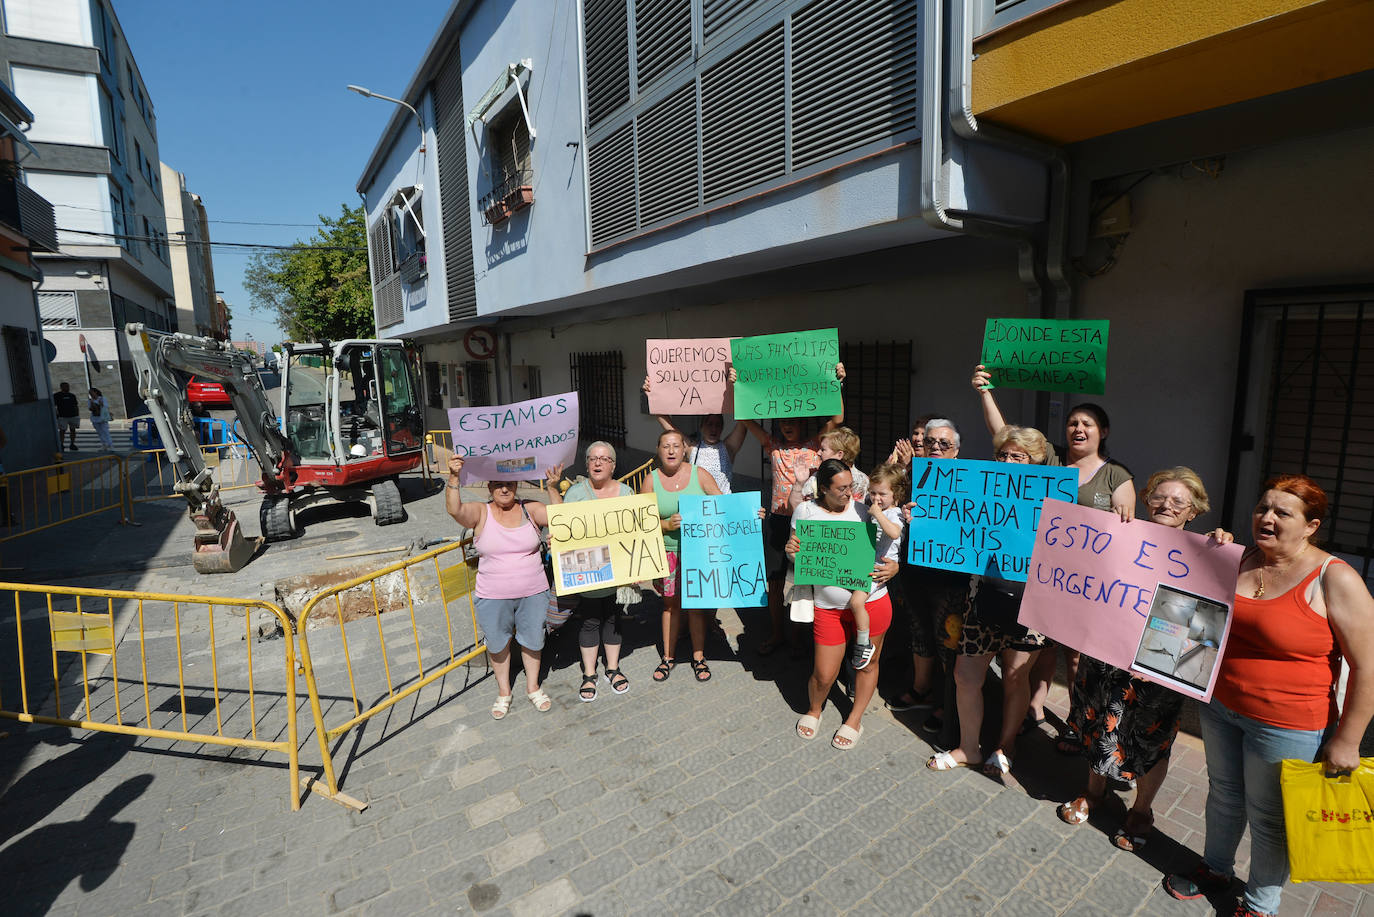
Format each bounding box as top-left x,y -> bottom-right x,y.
546,494 -> 667,597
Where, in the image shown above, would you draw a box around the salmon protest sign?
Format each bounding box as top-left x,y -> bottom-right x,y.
547,494 -> 667,596
1018,501 -> 1243,701
448,393 -> 578,482
730,329 -> 842,419
980,318 -> 1109,395
645,339 -> 733,414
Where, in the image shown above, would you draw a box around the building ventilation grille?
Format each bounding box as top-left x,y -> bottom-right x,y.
635,83 -> 698,227
701,23 -> 785,202
636,0 -> 692,93
585,0 -> 631,127
434,45 -> 478,322
588,122 -> 638,247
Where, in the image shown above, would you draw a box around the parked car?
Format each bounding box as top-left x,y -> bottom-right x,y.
187,375 -> 231,415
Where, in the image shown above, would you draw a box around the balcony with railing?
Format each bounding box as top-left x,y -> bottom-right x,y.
478,169 -> 533,227
0,171 -> 58,252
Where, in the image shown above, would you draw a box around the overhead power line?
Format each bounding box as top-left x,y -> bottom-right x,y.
53,227 -> 366,252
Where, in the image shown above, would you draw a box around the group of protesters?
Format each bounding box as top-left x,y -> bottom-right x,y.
444,353 -> 1374,917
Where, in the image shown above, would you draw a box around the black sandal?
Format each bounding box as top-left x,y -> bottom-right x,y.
1055,726 -> 1083,755
690,658 -> 712,682
653,658 -> 675,682
604,668 -> 630,694
578,673 -> 598,702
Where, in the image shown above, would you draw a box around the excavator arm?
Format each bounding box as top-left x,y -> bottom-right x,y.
125,323 -> 291,573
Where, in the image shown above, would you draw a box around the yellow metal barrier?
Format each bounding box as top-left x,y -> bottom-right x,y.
295,538 -> 483,806
0,454 -> 127,543
0,583 -> 301,809
125,446 -> 261,503
619,458 -> 653,492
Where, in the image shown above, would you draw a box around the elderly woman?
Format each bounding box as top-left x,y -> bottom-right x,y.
445,454 -> 564,719
973,366 -> 1135,749
926,425 -> 1052,776
561,442 -> 634,700
1165,474 -> 1374,917
788,459 -> 896,749
1057,468 -> 1224,850
639,429 -> 722,682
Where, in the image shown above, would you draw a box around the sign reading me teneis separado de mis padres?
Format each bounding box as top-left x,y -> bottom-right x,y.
980,318 -> 1109,395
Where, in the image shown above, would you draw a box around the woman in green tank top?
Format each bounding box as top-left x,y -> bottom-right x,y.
639,430 -> 721,683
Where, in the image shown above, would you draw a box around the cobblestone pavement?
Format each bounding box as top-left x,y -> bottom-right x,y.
0,473 -> 1369,916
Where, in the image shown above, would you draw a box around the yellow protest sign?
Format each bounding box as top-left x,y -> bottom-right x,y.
546,494 -> 667,596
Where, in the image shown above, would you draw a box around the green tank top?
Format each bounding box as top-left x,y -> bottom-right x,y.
652,467 -> 705,552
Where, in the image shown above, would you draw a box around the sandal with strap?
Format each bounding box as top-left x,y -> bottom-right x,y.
1112,808 -> 1154,852
491,693 -> 513,720
690,658 -> 712,682
578,673 -> 598,703
653,658 -> 675,682
527,687 -> 552,712
1055,726 -> 1084,756
1056,794 -> 1098,826
604,668 -> 630,694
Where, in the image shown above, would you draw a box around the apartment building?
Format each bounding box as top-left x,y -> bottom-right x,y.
1,0 -> 176,420
160,161 -> 224,339
357,0 -> 1374,555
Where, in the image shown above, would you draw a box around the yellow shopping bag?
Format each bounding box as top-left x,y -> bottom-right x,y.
1280,757 -> 1374,883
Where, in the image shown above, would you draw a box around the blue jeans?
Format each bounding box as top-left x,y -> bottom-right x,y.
1199,698 -> 1327,916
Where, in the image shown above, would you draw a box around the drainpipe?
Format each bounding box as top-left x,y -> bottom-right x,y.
920,0 -> 1045,313
947,0 -> 1072,317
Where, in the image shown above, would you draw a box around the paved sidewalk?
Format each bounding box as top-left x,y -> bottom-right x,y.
0,477 -> 1369,916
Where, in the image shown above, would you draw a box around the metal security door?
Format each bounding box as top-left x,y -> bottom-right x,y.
839,340 -> 914,473
570,350 -> 626,446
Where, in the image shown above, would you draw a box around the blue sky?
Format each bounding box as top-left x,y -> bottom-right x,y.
115,0 -> 450,346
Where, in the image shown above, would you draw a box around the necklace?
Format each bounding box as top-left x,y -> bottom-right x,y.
1253,543 -> 1310,599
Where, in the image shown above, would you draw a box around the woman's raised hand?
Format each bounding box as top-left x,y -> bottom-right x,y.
835,362 -> 846,382
971,364 -> 993,392
642,375 -> 652,394
1207,528 -> 1235,545
447,455 -> 465,477
892,438 -> 915,464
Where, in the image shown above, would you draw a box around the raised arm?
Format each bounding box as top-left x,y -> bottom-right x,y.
971,364 -> 1008,436
819,362 -> 846,436
871,506 -> 904,541
722,420 -> 750,459
1322,562 -> 1374,771
542,463 -> 565,505
444,456 -> 485,529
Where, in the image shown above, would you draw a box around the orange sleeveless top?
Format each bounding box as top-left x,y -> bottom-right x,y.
1213,558 -> 1342,731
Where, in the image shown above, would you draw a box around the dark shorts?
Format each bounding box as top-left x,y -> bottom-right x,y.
764,512 -> 791,580
902,565 -> 969,659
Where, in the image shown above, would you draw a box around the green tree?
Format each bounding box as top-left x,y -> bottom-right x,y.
244,203 -> 374,341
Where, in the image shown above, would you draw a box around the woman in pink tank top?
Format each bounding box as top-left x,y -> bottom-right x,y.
446,454 -> 564,720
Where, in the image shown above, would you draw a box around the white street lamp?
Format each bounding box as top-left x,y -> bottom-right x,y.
347,84 -> 425,153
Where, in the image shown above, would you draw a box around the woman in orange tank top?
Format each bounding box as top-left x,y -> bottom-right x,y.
1165,475 -> 1374,917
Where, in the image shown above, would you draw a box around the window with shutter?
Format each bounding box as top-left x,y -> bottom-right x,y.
635,83 -> 698,226
39,291 -> 79,328
588,123 -> 638,247
635,0 -> 693,93
584,0 -> 631,127
701,24 -> 785,202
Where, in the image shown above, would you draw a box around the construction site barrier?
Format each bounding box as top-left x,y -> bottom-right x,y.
126,447 -> 261,503
0,454 -> 128,544
0,583 -> 301,809
295,538 -> 483,807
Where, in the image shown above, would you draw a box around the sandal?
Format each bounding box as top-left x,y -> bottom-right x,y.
926,750 -> 979,771
1055,795 -> 1097,826
604,668 -> 629,694
982,750 -> 1012,776
1112,808 -> 1154,852
831,723 -> 862,750
578,673 -> 598,703
527,688 -> 552,712
652,658 -> 675,682
491,694 -> 513,720
1055,726 -> 1083,755
796,714 -> 820,740
690,658 -> 712,682
1020,713 -> 1047,736
1163,863 -> 1232,900
887,689 -> 935,712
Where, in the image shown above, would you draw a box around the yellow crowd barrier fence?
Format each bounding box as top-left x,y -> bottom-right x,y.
295,538 -> 484,807
0,583 -> 302,809
0,454 -> 128,544
125,446 -> 261,503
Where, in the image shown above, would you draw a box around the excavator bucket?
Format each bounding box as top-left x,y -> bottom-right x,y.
191,508 -> 261,574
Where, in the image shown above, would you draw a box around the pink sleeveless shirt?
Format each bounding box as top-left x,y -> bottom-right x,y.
473,503 -> 547,600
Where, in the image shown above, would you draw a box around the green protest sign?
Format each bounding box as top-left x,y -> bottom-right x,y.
729,328 -> 842,419
794,519 -> 876,592
980,318 -> 1109,395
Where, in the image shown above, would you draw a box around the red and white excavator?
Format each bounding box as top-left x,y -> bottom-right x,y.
126,324 -> 425,573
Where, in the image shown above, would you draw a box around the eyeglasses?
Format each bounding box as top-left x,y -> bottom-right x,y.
1146,494 -> 1191,510
924,438 -> 954,450
587,456 -> 615,465
996,451 -> 1031,463
490,482 -> 516,491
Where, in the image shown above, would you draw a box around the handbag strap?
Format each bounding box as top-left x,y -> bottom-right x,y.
518,501 -> 549,554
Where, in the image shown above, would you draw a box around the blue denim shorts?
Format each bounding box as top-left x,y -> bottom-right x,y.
475,591 -> 549,653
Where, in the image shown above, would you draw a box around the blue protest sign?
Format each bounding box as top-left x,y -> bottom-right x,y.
679,492 -> 767,608
907,458 -> 1078,580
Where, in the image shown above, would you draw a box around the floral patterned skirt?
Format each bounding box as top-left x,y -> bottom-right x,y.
1068,656 -> 1185,780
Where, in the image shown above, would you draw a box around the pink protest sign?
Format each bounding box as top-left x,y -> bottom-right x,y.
1018,501 -> 1243,701
447,392 -> 579,483
645,339 -> 733,414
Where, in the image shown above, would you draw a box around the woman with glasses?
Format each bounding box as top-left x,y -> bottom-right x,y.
972,365 -> 1135,750
561,442 -> 635,701
1058,468 -> 1225,852
926,425 -> 1052,776
445,454 -> 565,719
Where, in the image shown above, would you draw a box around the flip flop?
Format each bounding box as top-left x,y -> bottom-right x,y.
925,750 -> 979,771
796,714 -> 820,740
831,724 -> 863,750
982,750 -> 1012,776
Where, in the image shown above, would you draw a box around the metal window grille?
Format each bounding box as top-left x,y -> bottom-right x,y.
465,360 -> 492,407
701,23 -> 785,202
3,325 -> 37,403
1225,286 -> 1374,576
703,0 -> 770,45
570,350 -> 626,446
635,83 -> 698,226
38,291 -> 79,327
635,0 -> 693,93
839,340 -> 913,474
424,361 -> 443,408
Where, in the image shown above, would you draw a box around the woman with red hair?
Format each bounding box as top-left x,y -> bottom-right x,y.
1165,475 -> 1374,917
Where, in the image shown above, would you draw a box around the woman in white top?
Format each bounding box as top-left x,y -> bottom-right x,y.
644,377 -> 748,493
88,387 -> 114,451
